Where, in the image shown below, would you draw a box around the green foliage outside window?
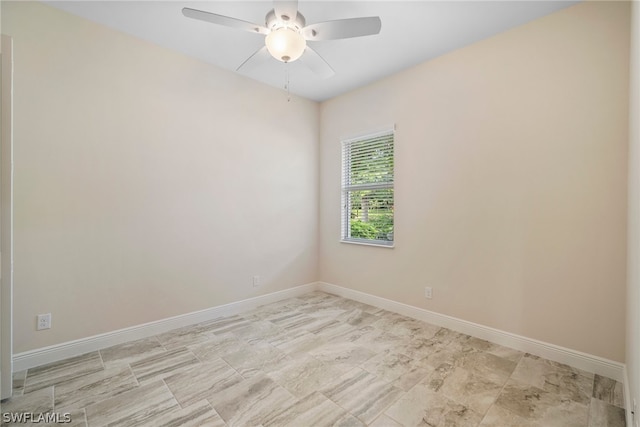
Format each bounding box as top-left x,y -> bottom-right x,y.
342,131 -> 394,245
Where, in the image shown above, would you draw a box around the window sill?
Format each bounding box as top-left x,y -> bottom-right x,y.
340,239 -> 395,249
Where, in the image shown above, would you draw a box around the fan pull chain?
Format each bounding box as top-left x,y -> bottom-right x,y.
284,65 -> 291,103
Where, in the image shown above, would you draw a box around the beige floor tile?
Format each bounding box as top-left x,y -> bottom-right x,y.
511,353 -> 594,405
462,336 -> 524,363
459,350 -> 518,384
267,354 -> 352,397
479,404 -> 538,427
369,414 -> 403,427
321,368 -> 403,424
362,351 -> 417,383
24,352 -> 104,393
221,340 -> 291,378
232,319 -> 283,341
54,365 -> 138,410
494,379 -> 589,427
129,347 -> 200,384
1,390 -> 87,427
207,373 -> 297,427
270,330 -> 328,355
267,311 -> 316,331
593,374 -> 625,408
262,391 -> 364,427
3,293 -> 607,427
163,357 -> 243,407
384,382 -> 482,427
437,366 -> 504,415
309,342 -> 377,368
588,398 -> 626,427
84,380 -> 178,426
199,315 -> 252,336
1,387 -> 53,415
336,308 -> 380,328
392,366 -> 434,391
187,332 -> 248,362
100,337 -> 166,368
153,400 -> 225,427
156,323 -> 214,350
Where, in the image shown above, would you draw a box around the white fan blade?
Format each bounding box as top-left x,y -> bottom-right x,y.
273,1 -> 298,22
236,46 -> 272,72
182,8 -> 269,35
303,17 -> 381,41
300,47 -> 335,79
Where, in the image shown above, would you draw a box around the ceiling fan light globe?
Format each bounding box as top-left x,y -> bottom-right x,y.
265,27 -> 306,63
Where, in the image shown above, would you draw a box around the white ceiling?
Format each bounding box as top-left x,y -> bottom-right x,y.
45,0 -> 578,101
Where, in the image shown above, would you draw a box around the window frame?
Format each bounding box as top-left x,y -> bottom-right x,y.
340,128 -> 395,248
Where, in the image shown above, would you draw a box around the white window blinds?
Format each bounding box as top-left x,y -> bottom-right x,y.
341,130 -> 394,246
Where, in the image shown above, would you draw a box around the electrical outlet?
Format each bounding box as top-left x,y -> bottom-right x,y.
37,313 -> 51,330
252,275 -> 260,288
424,287 -> 433,299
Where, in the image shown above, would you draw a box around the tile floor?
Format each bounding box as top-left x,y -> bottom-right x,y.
1,292 -> 627,426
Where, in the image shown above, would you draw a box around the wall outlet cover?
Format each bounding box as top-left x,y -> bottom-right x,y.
37,313 -> 51,330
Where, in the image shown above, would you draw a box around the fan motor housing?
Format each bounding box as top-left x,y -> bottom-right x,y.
265,9 -> 306,31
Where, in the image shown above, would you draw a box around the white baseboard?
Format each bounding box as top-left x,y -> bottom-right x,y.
624,365 -> 632,427
318,282 -> 626,382
14,280 -> 626,387
13,283 -> 319,372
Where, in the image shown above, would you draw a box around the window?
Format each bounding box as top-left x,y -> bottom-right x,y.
341,129 -> 394,247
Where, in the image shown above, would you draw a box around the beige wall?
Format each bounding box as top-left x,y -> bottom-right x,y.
2,1 -> 319,353
627,0 -> 639,420
320,1 -> 630,362
2,0 -> 632,366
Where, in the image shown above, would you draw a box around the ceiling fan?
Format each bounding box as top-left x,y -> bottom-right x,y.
182,1 -> 382,79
